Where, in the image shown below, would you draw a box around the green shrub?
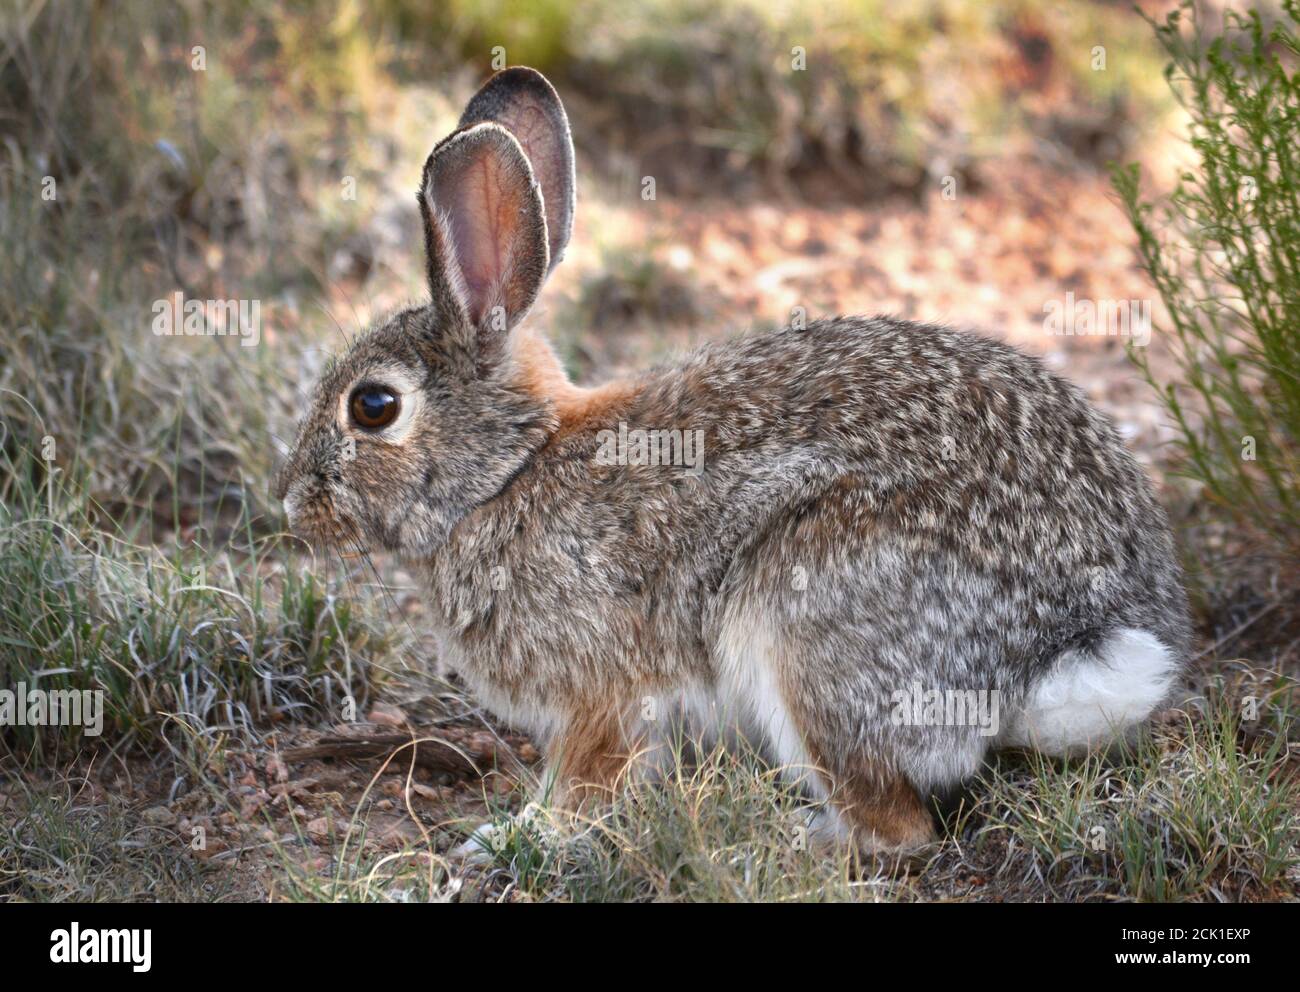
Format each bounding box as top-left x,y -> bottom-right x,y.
1114,0 -> 1300,558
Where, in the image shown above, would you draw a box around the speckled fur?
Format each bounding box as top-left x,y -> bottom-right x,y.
275,68 -> 1191,851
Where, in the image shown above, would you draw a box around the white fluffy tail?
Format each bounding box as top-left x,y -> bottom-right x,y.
998,627 -> 1179,756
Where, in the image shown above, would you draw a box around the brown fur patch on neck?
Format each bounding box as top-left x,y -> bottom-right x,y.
510,325 -> 640,436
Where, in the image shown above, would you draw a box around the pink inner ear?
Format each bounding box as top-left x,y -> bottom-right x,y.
422,124 -> 548,342
497,103 -> 566,249
443,150 -> 520,323
434,130 -> 546,326
456,69 -> 575,273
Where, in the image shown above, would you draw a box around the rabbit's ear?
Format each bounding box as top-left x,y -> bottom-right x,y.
419,122 -> 549,366
458,67 -> 576,274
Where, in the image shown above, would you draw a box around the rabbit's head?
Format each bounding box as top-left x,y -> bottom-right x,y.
274,67 -> 575,556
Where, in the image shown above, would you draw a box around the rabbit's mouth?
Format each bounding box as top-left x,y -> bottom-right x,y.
282,483 -> 366,554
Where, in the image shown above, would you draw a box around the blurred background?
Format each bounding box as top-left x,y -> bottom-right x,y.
1,0 -> 1297,902
0,0 -> 1202,533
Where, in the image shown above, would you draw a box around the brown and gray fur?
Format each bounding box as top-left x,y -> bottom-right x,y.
275,68 -> 1191,852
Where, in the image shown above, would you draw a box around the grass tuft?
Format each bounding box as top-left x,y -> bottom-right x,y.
0,438 -> 391,761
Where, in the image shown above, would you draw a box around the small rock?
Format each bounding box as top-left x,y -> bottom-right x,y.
305,791 -> 346,810
142,806 -> 175,827
271,776 -> 319,798
239,789 -> 271,818
369,814 -> 422,850
192,836 -> 228,861
367,703 -> 408,727
266,753 -> 289,783
307,816 -> 331,840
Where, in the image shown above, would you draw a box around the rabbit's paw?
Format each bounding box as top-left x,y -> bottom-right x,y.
449,803 -> 563,865
449,820 -> 507,865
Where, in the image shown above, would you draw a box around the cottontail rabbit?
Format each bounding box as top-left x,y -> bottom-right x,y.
276,67 -> 1190,851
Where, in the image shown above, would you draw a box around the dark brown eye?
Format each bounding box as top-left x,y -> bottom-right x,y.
349,386 -> 400,430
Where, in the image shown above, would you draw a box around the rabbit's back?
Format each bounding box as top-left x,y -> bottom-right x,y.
671,316 -> 1190,790
648,316 -> 1191,662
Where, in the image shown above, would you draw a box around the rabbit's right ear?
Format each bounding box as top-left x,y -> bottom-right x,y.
458,67 -> 576,273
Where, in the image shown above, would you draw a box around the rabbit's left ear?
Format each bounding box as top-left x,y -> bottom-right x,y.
419,122 -> 549,365
458,67 -> 576,273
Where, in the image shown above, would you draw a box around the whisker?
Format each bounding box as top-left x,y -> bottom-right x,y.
314,302 -> 354,351
334,272 -> 376,346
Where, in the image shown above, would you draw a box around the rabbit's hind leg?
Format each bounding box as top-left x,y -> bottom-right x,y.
804,752 -> 938,853
708,491 -> 968,853
711,608 -> 938,853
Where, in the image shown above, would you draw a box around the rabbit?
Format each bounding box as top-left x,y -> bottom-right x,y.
274,66 -> 1191,853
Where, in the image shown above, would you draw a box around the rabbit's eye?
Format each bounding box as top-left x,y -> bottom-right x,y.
349,386 -> 400,431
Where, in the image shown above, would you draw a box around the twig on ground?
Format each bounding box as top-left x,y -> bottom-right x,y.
282,727 -> 536,778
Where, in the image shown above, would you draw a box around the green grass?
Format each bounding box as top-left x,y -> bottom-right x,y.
0,444 -> 391,761
971,683 -> 1298,901
0,0 -> 405,765
491,750 -> 878,903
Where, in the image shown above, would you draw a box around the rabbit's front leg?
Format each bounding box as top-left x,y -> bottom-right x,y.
541,703 -> 637,810
449,702 -> 635,863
